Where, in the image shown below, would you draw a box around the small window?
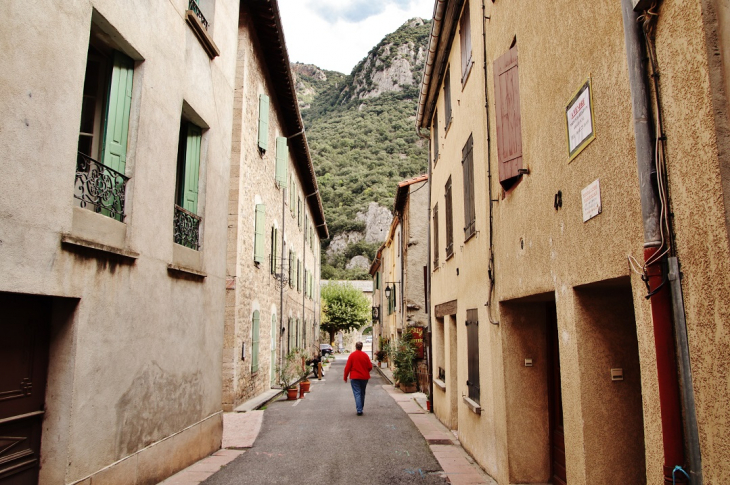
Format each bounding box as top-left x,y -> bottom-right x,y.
433,203 -> 440,267
444,68 -> 452,130
462,134 -> 476,240
466,309 -> 480,403
253,204 -> 266,263
270,225 -> 278,274
297,259 -> 301,292
445,177 -> 454,258
433,110 -> 439,165
251,310 -> 260,373
258,94 -> 269,152
493,46 -> 523,189
289,250 -> 294,288
460,1 -> 473,84
174,121 -> 204,249
298,196 -> 302,228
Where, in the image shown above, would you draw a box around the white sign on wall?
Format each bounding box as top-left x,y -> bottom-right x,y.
566,77 -> 596,161
581,179 -> 602,222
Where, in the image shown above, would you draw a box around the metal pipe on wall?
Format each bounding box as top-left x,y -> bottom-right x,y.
620,1 -> 685,482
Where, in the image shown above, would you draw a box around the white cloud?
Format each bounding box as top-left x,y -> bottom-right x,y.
278,0 -> 434,74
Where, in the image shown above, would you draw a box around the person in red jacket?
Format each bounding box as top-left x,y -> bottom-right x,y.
343,341 -> 373,415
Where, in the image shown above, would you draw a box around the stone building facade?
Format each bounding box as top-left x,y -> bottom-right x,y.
0,0 -> 238,483
222,2 -> 327,411
418,0 -> 730,484
370,175 -> 429,387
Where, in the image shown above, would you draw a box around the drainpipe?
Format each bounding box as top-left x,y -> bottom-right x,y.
279,187 -> 286,383
417,127 -> 434,412
620,1 -> 685,483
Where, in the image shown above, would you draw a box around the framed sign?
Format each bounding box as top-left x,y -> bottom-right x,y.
410,326 -> 425,359
566,77 -> 596,162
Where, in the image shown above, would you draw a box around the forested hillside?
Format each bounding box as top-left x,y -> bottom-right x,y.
292,19 -> 431,280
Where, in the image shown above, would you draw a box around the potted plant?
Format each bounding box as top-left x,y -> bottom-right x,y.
294,348 -> 311,397
276,350 -> 299,400
392,329 -> 418,393
375,350 -> 387,368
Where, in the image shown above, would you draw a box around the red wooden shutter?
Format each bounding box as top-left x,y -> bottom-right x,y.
433,110 -> 439,165
493,46 -> 523,188
466,309 -> 480,403
444,68 -> 452,128
462,134 -> 475,239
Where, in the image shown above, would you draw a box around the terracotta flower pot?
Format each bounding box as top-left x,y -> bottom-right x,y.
402,383 -> 417,393
300,380 -> 311,393
286,388 -> 298,400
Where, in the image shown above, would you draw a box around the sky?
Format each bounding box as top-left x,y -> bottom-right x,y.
277,0 -> 435,74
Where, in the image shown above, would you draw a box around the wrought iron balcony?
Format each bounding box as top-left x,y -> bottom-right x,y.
174,204 -> 201,250
188,0 -> 209,30
75,152 -> 129,221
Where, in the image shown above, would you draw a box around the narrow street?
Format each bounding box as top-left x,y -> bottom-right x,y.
201,357 -> 448,485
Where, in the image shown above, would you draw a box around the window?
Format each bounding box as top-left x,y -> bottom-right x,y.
77,46 -> 134,221
445,177 -> 454,258
297,259 -> 301,292
466,309 -> 480,403
375,272 -> 380,290
297,196 -> 302,227
462,134 -> 476,240
258,94 -> 269,152
275,137 -> 288,187
270,225 -> 278,274
444,68 -> 452,130
460,1 -> 473,84
290,177 -> 296,216
288,317 -> 293,353
493,46 -> 523,189
253,204 -> 265,264
288,250 -> 294,288
388,284 -> 397,315
251,310 -> 260,373
433,203 -> 439,266
433,110 -> 439,165
174,120 -> 203,249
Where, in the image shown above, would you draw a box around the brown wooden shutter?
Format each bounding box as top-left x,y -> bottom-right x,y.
444,68 -> 452,128
493,46 -> 523,188
466,308 -> 480,403
433,110 -> 439,165
433,203 -> 439,267
445,177 -> 454,258
460,1 -> 472,83
462,134 -> 475,239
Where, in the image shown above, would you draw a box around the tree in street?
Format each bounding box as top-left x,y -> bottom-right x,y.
320,282 -> 370,345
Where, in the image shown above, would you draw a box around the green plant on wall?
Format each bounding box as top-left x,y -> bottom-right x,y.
392,329 -> 417,386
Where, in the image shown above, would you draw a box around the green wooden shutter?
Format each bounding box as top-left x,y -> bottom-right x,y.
276,137 -> 288,186
254,204 -> 265,263
252,310 -> 260,372
258,94 -> 269,151
102,51 -> 134,175
183,124 -> 202,214
271,314 -> 277,385
271,226 -> 277,274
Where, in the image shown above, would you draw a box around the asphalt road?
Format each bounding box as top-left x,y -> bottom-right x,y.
202,355 -> 447,485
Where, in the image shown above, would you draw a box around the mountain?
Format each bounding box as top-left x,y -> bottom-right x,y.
293,18 -> 431,280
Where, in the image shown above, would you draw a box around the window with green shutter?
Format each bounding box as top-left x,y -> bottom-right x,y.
174,120 -> 204,249
251,310 -> 260,373
254,204 -> 266,263
296,259 -> 301,292
270,225 -> 278,274
276,137 -> 287,187
77,45 -> 134,221
289,250 -> 294,288
297,196 -> 302,227
258,94 -> 269,152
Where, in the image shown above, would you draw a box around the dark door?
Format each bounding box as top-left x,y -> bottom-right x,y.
547,302 -> 566,485
0,294 -> 51,485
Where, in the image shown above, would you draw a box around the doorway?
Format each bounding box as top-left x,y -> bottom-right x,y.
0,293 -> 51,485
547,302 -> 566,485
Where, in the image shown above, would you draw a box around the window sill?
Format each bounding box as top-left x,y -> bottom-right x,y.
434,379 -> 446,391
173,243 -> 203,272
444,117 -> 454,137
464,229 -> 476,244
463,395 -> 481,415
445,252 -> 454,262
186,10 -> 220,59
167,263 -> 207,279
61,234 -> 139,260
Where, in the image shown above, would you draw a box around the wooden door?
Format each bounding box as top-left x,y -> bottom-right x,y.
0,294 -> 51,485
547,302 -> 566,485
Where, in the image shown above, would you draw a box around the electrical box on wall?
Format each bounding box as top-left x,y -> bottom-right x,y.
524,358 -> 533,367
611,368 -> 624,381
632,0 -> 653,11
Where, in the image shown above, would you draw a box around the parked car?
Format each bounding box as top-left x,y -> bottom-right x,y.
365,336 -> 372,343
320,343 -> 333,355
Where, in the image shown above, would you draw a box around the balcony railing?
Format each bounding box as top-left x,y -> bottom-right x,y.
75,152 -> 129,221
174,204 -> 201,250
188,0 -> 209,30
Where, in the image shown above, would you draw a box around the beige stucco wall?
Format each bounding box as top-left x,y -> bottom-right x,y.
427,0 -> 730,483
222,6 -> 322,411
0,0 -> 239,483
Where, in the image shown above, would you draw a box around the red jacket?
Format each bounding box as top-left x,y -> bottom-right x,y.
344,350 -> 373,381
